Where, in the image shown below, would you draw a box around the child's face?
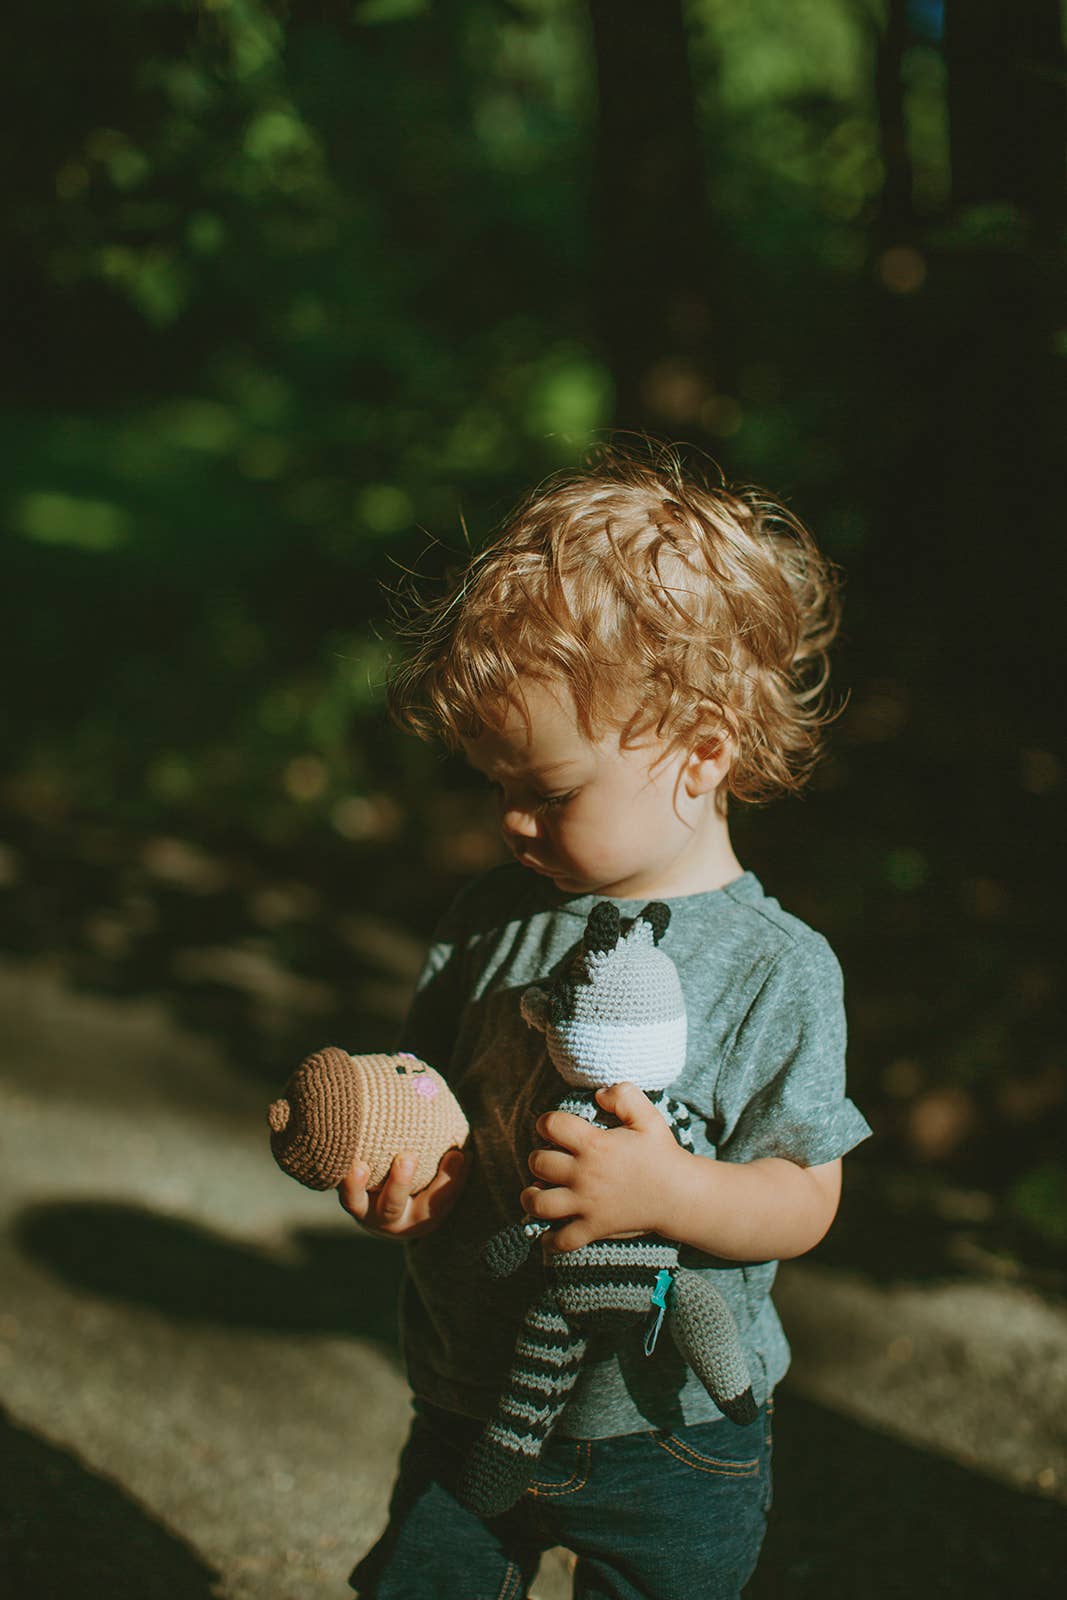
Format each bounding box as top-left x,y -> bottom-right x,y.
462,678 -> 732,900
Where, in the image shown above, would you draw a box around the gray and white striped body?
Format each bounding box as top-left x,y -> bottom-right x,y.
459,902 -> 756,1519
460,1090 -> 754,1517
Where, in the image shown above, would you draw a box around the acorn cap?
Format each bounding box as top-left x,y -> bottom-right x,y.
268,1046 -> 362,1191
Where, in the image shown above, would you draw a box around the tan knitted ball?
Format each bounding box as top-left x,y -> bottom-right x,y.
267,1047 -> 469,1193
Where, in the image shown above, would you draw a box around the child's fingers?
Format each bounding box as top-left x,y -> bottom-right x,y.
373,1152 -> 417,1225
341,1149 -> 469,1235
337,1161 -> 371,1220
520,1182 -> 574,1221
431,1147 -> 470,1192
411,1148 -> 466,1206
527,1147 -> 575,1185
536,1108 -> 602,1152
544,1219 -> 592,1254
594,1081 -> 655,1127
417,1149 -> 471,1222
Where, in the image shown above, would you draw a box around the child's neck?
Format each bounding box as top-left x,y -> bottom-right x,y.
618,806 -> 744,901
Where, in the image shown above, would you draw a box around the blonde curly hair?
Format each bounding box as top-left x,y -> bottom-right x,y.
387,447 -> 841,805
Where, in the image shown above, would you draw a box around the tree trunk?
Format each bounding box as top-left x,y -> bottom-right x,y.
874,0 -> 915,239
587,0 -> 720,438
944,0 -> 1066,242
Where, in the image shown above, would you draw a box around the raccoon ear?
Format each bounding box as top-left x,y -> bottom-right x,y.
638,902 -> 671,944
585,901 -> 621,953
520,985 -> 550,1033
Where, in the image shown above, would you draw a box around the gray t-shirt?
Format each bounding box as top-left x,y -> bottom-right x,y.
398,863 -> 871,1439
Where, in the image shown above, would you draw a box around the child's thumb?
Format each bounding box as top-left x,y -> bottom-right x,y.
595,1081 -> 652,1126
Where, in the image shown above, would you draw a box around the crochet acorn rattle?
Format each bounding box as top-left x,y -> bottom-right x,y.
268,1047 -> 469,1193
459,901 -> 756,1519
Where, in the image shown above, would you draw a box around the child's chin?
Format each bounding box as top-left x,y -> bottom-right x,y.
523,857 -> 614,895
546,866 -> 601,894
528,860 -> 581,889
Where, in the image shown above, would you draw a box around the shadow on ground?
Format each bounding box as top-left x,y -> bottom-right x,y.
750,1392 -> 1067,1598
0,1404 -> 220,1599
15,1200 -> 406,1349
14,1198 -> 1067,1596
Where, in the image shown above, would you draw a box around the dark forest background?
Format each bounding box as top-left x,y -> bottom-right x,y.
1,0 -> 1065,1279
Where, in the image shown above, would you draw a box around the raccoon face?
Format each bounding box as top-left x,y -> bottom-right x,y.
522,901 -> 687,1092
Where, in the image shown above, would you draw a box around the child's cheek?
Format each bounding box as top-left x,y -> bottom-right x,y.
556,818 -> 613,877
550,819 -> 591,857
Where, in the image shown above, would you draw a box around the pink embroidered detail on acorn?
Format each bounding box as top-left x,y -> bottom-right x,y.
413,1077 -> 438,1098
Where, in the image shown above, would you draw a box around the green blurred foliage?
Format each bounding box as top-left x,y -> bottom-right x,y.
3,0 -> 605,821
1010,1164 -> 1067,1250
1,0 -> 1064,1247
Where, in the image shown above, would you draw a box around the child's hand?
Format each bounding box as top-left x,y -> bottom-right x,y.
520,1082 -> 685,1252
338,1146 -> 470,1239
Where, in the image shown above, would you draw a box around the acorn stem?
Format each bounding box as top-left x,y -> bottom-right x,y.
267,1099 -> 290,1133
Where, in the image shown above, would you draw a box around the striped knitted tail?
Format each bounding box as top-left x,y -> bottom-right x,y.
458,1290 -> 587,1518
668,1267 -> 758,1426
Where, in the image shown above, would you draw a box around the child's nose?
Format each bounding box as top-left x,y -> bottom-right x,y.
501,805 -> 539,841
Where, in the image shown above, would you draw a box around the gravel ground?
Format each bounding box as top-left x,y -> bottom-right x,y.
2,958 -> 1065,1598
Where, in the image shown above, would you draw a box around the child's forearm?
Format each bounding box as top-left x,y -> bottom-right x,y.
655,1146 -> 842,1262
526,1086 -> 843,1258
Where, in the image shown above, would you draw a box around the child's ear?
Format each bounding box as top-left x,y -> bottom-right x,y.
684,733 -> 732,797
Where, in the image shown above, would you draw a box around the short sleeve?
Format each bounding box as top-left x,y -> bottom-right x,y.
714,934 -> 871,1166
396,878 -> 482,1073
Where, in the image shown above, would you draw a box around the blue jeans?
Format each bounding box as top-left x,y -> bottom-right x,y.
350,1399 -> 773,1600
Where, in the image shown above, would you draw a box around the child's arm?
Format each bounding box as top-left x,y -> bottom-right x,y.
520,1081 -> 840,1261
339,1146 -> 470,1240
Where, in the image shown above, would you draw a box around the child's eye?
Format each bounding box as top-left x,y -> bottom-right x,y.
535,790 -> 577,813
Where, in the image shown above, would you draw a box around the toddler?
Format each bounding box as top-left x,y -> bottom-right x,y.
340,449 -> 871,1599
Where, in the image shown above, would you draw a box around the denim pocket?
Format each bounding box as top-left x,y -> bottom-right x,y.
650,1430 -> 761,1477
648,1406 -> 771,1483
527,1439 -> 592,1497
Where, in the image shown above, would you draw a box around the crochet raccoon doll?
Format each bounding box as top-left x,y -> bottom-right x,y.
459,900 -> 756,1519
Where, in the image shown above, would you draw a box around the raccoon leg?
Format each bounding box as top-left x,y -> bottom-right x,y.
667,1267 -> 758,1426
458,1290 -> 588,1518
482,1218 -> 537,1279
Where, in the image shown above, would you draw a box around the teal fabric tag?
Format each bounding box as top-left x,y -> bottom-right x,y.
644,1268 -> 674,1356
